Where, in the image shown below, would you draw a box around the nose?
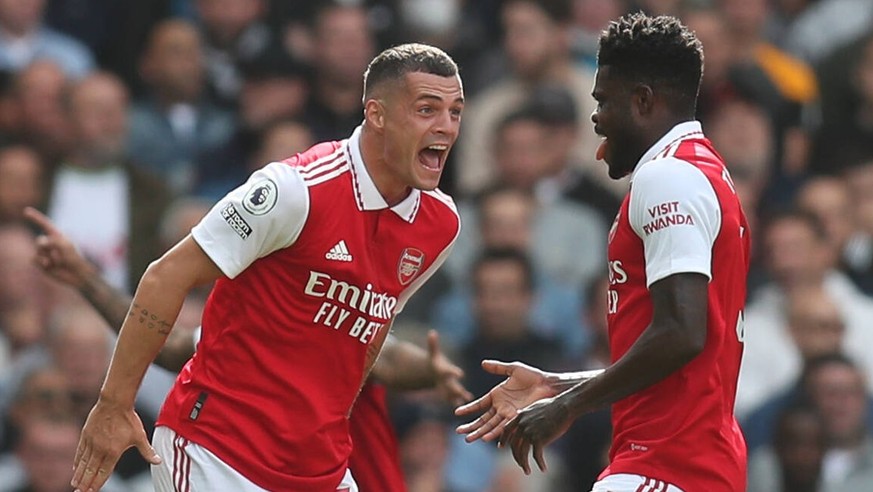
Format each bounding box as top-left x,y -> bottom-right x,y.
435,109 -> 459,138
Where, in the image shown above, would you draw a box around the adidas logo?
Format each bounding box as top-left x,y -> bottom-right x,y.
325,240 -> 353,262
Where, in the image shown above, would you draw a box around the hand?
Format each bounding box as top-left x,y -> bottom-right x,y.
454,360 -> 555,443
72,400 -> 161,492
23,206 -> 96,289
427,329 -> 473,407
500,395 -> 574,475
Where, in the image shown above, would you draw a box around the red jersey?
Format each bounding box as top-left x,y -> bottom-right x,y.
157,126 -> 460,491
348,382 -> 407,492
601,121 -> 750,491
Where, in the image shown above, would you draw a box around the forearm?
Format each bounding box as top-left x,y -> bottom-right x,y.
544,369 -> 605,393
372,336 -> 435,391
99,267 -> 189,407
80,270 -> 133,330
560,323 -> 700,417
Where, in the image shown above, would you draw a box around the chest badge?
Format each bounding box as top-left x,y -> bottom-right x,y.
398,248 -> 426,285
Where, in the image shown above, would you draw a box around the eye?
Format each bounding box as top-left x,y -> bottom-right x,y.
450,108 -> 462,118
418,106 -> 434,115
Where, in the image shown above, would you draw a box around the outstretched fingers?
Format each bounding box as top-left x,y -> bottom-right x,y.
457,408 -> 509,443
533,443 -> 548,472
455,392 -> 491,417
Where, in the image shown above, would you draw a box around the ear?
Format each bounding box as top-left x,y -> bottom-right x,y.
364,98 -> 386,131
631,84 -> 655,118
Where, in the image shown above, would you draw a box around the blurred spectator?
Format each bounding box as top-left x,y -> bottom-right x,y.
807,354 -> 873,491
195,49 -> 309,199
437,185 -> 593,354
457,110 -> 607,290
157,196 -> 213,251
0,225 -> 46,367
0,365 -> 71,453
42,0 -> 170,93
456,0 -> 603,197
46,72 -> 170,293
301,2 -> 374,141
0,417 -> 126,492
747,403 -> 826,492
705,99 -> 773,230
398,412 -> 450,492
716,0 -> 818,192
0,145 -> 43,225
775,0 -> 873,66
683,8 -> 736,124
0,0 -> 94,78
251,119 -> 314,166
738,210 -> 873,416
10,60 -> 72,164
569,0 -> 628,70
194,0 -> 278,106
814,32 -> 873,171
128,19 -> 236,194
519,85 -> 621,224
741,285 -> 865,451
796,176 -> 863,280
842,157 -> 873,294
443,248 -> 562,492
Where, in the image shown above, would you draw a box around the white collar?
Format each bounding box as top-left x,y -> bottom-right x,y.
346,125 -> 421,223
630,120 -> 704,182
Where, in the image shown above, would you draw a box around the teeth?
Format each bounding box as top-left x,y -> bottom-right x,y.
427,144 -> 447,151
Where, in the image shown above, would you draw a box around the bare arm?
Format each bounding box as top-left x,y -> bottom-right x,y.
371,330 -> 472,406
71,236 -> 222,491
556,273 -> 708,417
25,207 -> 196,372
98,237 -> 221,404
496,273 -> 708,473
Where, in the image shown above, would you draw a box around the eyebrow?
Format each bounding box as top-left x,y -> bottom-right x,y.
416,94 -> 465,104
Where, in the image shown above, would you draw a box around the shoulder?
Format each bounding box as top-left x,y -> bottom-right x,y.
422,188 -> 459,219
632,156 -> 711,196
283,142 -> 350,187
421,189 -> 461,235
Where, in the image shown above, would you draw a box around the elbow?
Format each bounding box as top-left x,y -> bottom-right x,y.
673,328 -> 706,365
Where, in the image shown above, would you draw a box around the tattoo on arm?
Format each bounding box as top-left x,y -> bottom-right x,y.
128,303 -> 173,335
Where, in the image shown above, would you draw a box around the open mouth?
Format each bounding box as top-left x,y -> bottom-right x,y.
418,144 -> 448,171
596,137 -> 608,161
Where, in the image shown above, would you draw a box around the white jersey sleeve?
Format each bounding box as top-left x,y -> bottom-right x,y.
629,157 -> 721,288
192,162 -> 309,278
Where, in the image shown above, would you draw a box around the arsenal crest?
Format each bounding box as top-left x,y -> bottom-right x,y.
398,248 -> 426,285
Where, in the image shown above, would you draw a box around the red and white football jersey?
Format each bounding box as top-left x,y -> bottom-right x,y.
601,121 -> 750,492
157,126 -> 460,491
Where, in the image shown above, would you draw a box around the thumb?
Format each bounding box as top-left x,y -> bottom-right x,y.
135,437 -> 162,465
481,360 -> 514,376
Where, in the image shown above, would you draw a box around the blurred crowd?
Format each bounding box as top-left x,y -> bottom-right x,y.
0,0 -> 873,491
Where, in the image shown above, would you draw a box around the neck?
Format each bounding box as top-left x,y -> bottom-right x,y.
68,150 -> 116,170
154,89 -> 198,108
831,431 -> 865,450
359,124 -> 410,206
